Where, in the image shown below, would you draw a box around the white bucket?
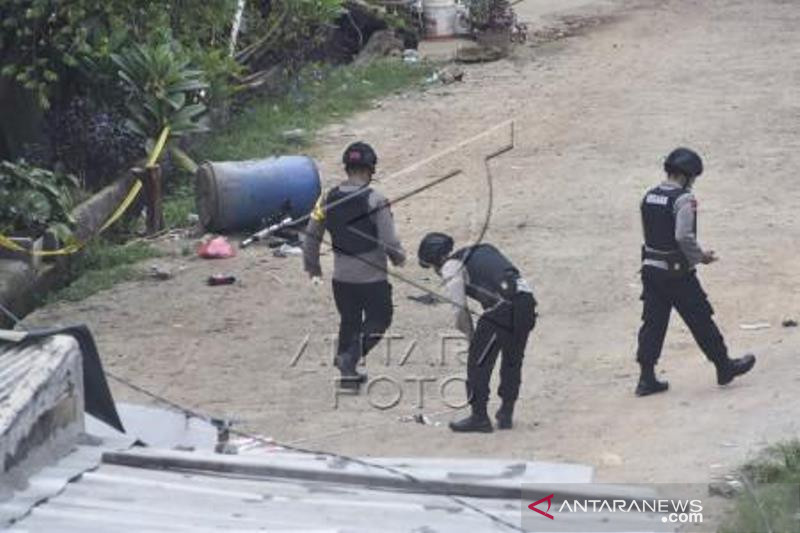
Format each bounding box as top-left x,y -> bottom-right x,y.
423,0 -> 458,38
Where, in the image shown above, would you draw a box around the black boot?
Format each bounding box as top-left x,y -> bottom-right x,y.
449,406 -> 493,433
716,354 -> 756,385
334,350 -> 366,391
635,364 -> 669,397
495,402 -> 515,430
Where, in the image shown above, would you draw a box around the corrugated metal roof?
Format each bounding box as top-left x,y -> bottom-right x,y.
3,440 -> 670,533
9,462 -> 527,532
0,437 -> 132,525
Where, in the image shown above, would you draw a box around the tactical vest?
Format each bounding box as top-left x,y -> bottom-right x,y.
641,185 -> 695,252
324,186 -> 379,256
450,244 -> 521,309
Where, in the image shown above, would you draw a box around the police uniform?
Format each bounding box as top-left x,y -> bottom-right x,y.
441,244 -> 537,429
302,181 -> 406,387
637,182 -> 728,369
636,174 -> 755,394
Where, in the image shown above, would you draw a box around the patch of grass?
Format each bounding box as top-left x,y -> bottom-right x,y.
164,182 -> 196,228
193,59 -> 432,161
720,441 -> 800,533
741,442 -> 800,485
49,239 -> 163,302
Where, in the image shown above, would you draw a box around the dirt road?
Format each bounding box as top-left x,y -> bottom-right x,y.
28,0 -> 800,483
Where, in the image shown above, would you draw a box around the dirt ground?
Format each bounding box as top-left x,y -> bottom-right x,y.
27,0 -> 800,484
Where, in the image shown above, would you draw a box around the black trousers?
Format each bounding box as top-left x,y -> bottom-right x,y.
332,280 -> 393,360
636,269 -> 728,367
467,292 -> 537,409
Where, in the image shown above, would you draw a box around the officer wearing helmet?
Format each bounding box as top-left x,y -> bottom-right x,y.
635,147 -> 755,396
302,142 -> 406,390
418,233 -> 536,432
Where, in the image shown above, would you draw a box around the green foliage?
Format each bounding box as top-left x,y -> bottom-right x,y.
740,441 -> 800,485
195,59 -> 430,161
0,0 -> 237,108
50,239 -> 162,302
112,42 -> 210,140
0,1 -> 97,108
721,441 -> 800,533
0,160 -> 79,238
191,48 -> 243,111
237,0 -> 345,68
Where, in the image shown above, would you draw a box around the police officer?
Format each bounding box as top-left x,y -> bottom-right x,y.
636,147 -> 755,396
418,233 -> 537,432
302,142 -> 406,390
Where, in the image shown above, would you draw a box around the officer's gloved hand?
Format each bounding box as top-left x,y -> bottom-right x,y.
701,250 -> 718,264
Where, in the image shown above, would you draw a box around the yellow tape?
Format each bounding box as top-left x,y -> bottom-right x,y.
310,193 -> 326,223
0,126 -> 170,257
98,179 -> 143,233
0,234 -> 27,253
147,127 -> 170,167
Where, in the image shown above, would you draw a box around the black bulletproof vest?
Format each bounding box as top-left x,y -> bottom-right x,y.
640,185 -> 693,251
450,244 -> 520,309
325,186 -> 379,255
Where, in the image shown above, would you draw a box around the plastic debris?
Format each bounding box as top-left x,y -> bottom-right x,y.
399,413 -> 435,425
403,49 -> 420,63
739,323 -> 771,331
198,236 -> 236,259
230,434 -> 281,455
424,72 -> 440,85
149,265 -> 172,280
273,244 -> 302,257
207,274 -> 236,286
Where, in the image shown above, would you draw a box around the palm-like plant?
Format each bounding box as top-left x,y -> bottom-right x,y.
112,43 -> 210,170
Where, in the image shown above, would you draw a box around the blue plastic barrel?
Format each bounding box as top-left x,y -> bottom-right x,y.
196,156 -> 321,232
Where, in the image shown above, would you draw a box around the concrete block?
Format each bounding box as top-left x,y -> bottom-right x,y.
0,336 -> 85,486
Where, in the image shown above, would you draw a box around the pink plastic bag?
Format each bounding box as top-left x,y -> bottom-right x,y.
197,236 -> 236,259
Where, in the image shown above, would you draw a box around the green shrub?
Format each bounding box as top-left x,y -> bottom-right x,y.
0,160 -> 79,240
237,0 -> 345,69
0,0 -> 238,108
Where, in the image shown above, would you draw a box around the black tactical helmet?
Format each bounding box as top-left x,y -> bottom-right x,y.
343,142 -> 377,171
418,232 -> 454,269
664,147 -> 703,179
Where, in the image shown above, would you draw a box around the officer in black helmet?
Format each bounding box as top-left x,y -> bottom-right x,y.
635,147 -> 755,396
302,142 -> 406,390
418,233 -> 537,432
